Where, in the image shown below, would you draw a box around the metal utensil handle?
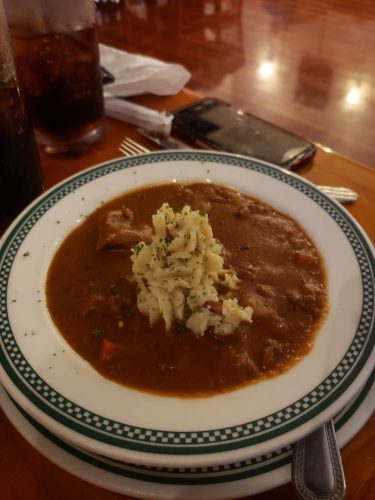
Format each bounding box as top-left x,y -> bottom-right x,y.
292,419 -> 346,500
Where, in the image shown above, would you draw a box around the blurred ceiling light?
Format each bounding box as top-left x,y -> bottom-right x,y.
204,2 -> 215,15
346,87 -> 361,105
204,27 -> 216,42
258,61 -> 274,80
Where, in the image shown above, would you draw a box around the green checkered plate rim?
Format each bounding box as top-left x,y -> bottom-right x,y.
2,368 -> 373,493
0,151 -> 374,460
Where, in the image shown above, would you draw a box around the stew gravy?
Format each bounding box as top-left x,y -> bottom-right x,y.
46,183 -> 328,397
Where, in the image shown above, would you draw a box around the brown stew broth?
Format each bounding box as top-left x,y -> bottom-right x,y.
46,183 -> 327,396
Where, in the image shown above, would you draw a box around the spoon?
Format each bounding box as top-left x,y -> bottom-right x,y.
292,419 -> 346,499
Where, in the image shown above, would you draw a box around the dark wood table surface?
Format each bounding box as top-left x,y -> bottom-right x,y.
1,1 -> 374,499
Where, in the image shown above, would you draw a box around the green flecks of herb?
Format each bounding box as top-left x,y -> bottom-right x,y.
87,306 -> 96,317
132,242 -> 144,255
121,304 -> 132,319
175,321 -> 187,334
91,329 -> 102,339
22,251 -> 29,257
198,210 -> 206,217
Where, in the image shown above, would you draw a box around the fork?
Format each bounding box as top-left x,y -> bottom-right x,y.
119,136 -> 358,204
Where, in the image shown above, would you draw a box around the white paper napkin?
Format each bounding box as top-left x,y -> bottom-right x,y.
100,44 -> 191,134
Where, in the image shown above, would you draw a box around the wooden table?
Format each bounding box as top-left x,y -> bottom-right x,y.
95,0 -> 375,170
1,88 -> 374,500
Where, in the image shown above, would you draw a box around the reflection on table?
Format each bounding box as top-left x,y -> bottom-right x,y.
96,0 -> 375,168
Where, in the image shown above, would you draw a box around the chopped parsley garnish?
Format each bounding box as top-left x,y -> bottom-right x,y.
175,321 -> 187,333
90,329 -> 102,339
87,306 -> 96,317
131,242 -> 144,255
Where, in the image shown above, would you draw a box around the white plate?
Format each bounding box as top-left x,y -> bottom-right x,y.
0,151 -> 374,468
1,370 -> 374,499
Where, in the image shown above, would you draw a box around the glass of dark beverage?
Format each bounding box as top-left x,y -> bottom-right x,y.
4,0 -> 105,154
0,0 -> 44,233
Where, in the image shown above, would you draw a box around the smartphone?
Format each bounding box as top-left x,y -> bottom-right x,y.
172,98 -> 316,169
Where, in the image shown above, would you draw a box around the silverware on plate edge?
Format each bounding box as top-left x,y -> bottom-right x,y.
292,419 -> 346,499
126,129 -> 358,204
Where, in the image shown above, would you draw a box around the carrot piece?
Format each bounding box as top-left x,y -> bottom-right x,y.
100,338 -> 119,361
294,251 -> 318,266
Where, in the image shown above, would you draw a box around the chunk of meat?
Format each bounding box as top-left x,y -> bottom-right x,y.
242,292 -> 287,332
224,346 -> 259,374
263,339 -> 287,367
205,185 -> 232,203
97,208 -> 153,250
83,293 -> 130,318
237,263 -> 258,280
250,213 -> 297,236
256,284 -> 276,298
294,250 -> 319,266
289,236 -> 306,249
234,200 -> 271,219
235,351 -> 258,373
286,280 -> 326,316
242,292 -> 274,320
172,185 -> 212,212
